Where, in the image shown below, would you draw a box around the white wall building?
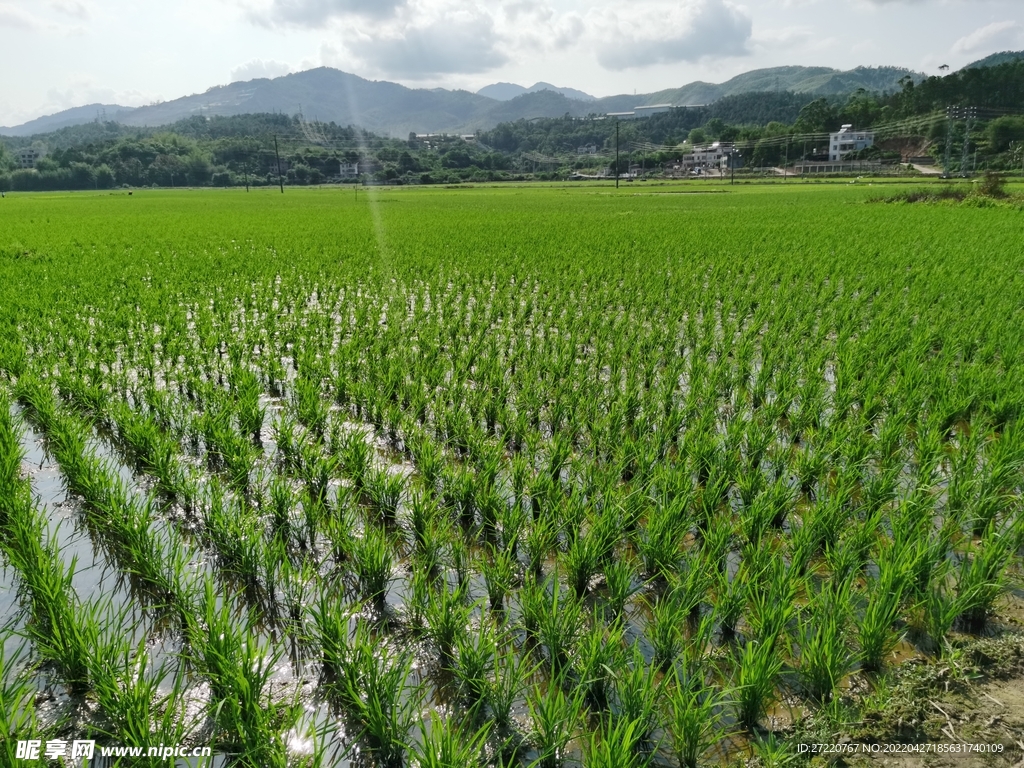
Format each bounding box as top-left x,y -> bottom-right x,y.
829,125 -> 874,161
683,142 -> 735,171
17,147 -> 44,169
339,161 -> 359,177
634,104 -> 672,117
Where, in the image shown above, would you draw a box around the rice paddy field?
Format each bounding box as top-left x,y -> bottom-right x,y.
1,181 -> 1023,767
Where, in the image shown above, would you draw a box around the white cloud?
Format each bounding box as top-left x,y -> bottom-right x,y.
48,0 -> 89,20
342,7 -> 508,78
230,58 -> 294,81
41,82 -> 154,112
251,0 -> 405,27
591,0 -> 752,70
952,20 -> 1024,55
0,2 -> 44,29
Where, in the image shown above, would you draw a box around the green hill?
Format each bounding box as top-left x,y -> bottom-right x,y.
963,51 -> 1024,70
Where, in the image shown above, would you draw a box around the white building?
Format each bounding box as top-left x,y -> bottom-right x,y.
339,161 -> 359,177
17,147 -> 44,169
829,125 -> 874,161
683,142 -> 735,171
633,104 -> 672,117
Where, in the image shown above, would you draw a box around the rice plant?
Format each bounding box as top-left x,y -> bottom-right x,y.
662,661 -> 725,768
354,524 -> 394,607
797,583 -> 855,704
527,675 -> 584,768
735,639 -> 783,730
410,711 -> 492,768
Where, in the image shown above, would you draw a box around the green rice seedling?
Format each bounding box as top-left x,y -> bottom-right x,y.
528,469 -> 554,522
615,644 -> 664,744
233,368 -> 266,444
410,711 -> 492,768
274,412 -> 300,472
735,638 -> 783,730
519,574 -> 546,638
647,588 -> 689,670
856,540 -> 913,671
750,731 -> 797,768
797,583 -> 855,704
603,555 -> 642,617
663,661 -> 725,768
300,446 -> 336,512
955,518 -> 1021,630
527,675 -> 584,768
311,589 -> 364,704
10,535 -> 98,694
187,581 -> 293,767
403,562 -> 433,632
295,375 -> 329,440
510,451 -> 531,504
563,531 -> 599,597
278,551 -> 316,631
920,562 -> 963,657
323,493 -> 357,565
536,579 -> 584,676
573,614 -> 625,710
0,644 -> 40,764
857,576 -> 905,673
354,525 -> 393,607
747,559 -> 796,650
365,467 -> 406,523
525,517 -> 558,580
410,489 -> 439,549
339,429 -> 372,491
343,641 -> 419,768
498,501 -> 527,558
269,474 -> 295,540
409,430 -> 445,491
425,582 -> 471,663
482,544 -> 516,611
453,617 -> 498,705
713,562 -> 747,642
489,641 -> 535,731
635,504 -> 682,583
91,638 -> 190,760
448,530 -> 471,590
582,715 -> 651,768
445,465 -> 477,528
698,512 -> 733,575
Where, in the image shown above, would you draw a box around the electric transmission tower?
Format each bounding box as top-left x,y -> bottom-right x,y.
944,105 -> 977,178
943,106 -> 958,178
959,106 -> 977,178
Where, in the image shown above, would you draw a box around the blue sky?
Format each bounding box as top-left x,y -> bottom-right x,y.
2,0 -> 1023,124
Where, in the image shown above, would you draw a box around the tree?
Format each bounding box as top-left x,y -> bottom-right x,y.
988,116 -> 1024,152
794,98 -> 837,133
688,128 -> 708,145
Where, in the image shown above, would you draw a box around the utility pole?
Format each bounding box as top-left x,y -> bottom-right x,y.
783,142 -> 788,181
274,135 -> 285,194
615,121 -> 620,189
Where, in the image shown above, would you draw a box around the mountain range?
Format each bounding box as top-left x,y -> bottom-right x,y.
0,63 -> 938,138
476,82 -> 596,102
